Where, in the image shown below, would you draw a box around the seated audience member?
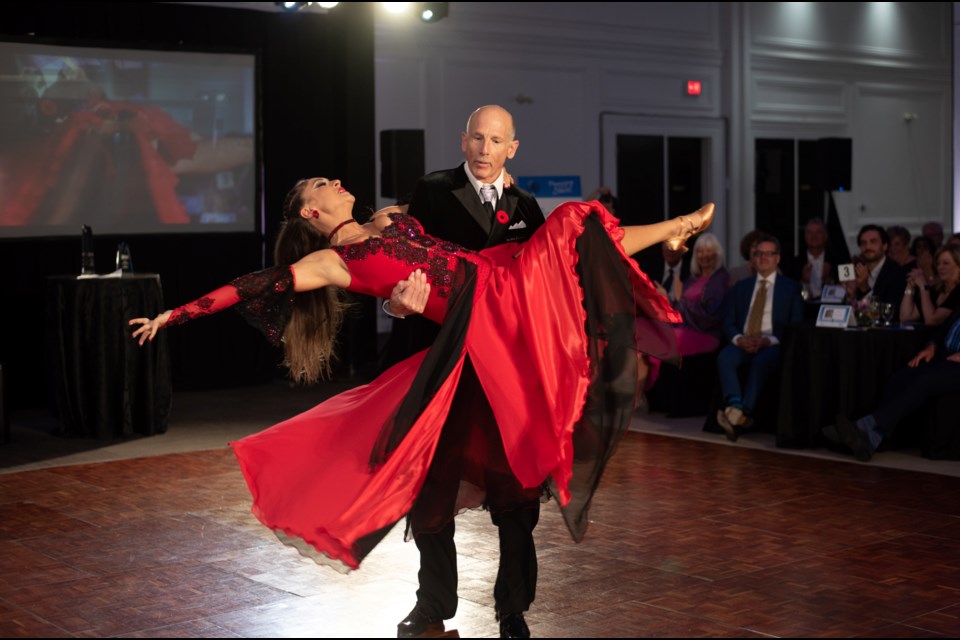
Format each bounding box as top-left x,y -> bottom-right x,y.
900,246 -> 960,327
716,234 -> 804,440
727,229 -> 764,284
922,221 -> 945,248
643,234 -> 726,412
911,235 -> 937,285
886,225 -> 916,270
848,224 -> 906,309
673,232 -> 730,355
784,217 -> 837,299
948,233 -> 960,249
833,306 -> 960,462
648,243 -> 691,306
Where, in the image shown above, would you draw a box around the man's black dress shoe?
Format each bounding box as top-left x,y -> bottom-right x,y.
834,415 -> 874,462
497,612 -> 530,638
397,605 -> 444,638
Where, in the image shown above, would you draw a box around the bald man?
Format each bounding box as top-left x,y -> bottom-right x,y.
387,105 -> 545,639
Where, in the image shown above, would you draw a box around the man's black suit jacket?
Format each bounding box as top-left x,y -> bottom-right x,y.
379,164 -> 546,369
856,258 -> 906,309
407,164 -> 546,249
637,250 -> 692,290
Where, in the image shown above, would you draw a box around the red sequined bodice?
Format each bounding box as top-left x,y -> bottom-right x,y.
332,214 -> 486,323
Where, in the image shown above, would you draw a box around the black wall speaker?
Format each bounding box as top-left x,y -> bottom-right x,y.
380,129 -> 425,200
816,137 -> 852,192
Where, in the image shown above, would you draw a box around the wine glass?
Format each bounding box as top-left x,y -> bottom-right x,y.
881,302 -> 895,327
863,300 -> 880,327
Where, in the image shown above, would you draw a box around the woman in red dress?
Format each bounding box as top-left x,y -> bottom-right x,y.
131,177 -> 713,571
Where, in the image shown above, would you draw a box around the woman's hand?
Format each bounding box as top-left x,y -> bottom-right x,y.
909,268 -> 926,288
129,311 -> 172,346
908,343 -> 936,368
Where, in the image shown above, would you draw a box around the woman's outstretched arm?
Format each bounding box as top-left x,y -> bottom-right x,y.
130,250 -> 345,345
130,252 -> 430,345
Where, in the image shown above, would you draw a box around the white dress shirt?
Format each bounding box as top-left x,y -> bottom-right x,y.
807,251 -> 825,297
463,161 -> 504,202
733,272 -> 779,346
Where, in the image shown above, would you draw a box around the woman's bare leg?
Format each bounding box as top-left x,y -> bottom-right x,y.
620,203 -> 714,256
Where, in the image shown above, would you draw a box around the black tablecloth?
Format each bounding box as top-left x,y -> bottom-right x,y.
46,274 -> 172,438
776,324 -> 928,448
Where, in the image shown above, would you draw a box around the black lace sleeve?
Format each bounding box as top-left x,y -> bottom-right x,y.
164,265 -> 295,347
230,265 -> 296,347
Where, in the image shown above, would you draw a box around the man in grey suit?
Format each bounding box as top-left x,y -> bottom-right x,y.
387,105 -> 545,639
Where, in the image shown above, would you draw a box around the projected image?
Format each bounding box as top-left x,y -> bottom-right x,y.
0,42 -> 256,237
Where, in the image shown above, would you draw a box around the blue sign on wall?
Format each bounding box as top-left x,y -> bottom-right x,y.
516,176 -> 581,198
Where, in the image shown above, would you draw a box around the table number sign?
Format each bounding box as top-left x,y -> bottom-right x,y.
838,263 -> 856,282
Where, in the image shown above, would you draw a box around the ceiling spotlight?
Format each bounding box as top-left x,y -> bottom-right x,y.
420,2 -> 448,22
275,2 -> 338,12
383,2 -> 411,14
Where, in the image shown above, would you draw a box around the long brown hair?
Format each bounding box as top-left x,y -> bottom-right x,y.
275,179 -> 350,384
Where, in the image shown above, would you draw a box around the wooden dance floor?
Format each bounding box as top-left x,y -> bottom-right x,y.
2,430 -> 960,637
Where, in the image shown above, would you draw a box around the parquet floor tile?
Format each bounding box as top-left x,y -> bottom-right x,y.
2,431 -> 958,637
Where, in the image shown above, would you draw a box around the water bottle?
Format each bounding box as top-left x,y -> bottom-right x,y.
81,225 -> 95,275
116,241 -> 133,273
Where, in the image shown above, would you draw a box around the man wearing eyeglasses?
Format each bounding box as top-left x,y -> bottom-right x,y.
716,234 -> 804,440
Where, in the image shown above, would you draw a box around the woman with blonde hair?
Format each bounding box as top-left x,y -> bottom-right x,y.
901,245 -> 960,326
673,232 -> 730,355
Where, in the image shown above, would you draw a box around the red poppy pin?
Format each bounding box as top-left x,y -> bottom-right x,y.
496,210 -> 510,225
39,99 -> 57,117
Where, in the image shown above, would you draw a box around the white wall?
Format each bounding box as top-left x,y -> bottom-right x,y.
744,1 -> 951,251
375,2 -> 952,257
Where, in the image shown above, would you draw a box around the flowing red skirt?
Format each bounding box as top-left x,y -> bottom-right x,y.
231,202 -> 680,569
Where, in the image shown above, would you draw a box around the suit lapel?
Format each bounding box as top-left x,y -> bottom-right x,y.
452,179 -> 492,236
771,279 -> 786,329
485,189 -> 521,247
738,279 -> 754,325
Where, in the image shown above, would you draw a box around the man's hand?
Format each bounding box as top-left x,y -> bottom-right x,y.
801,262 -> 812,284
854,262 -> 870,292
370,204 -> 408,224
385,269 -> 430,318
736,336 -> 771,354
947,352 -> 960,364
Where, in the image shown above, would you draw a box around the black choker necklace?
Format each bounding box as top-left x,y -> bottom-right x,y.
326,218 -> 356,243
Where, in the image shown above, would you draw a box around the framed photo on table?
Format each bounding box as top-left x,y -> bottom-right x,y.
816,304 -> 852,328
